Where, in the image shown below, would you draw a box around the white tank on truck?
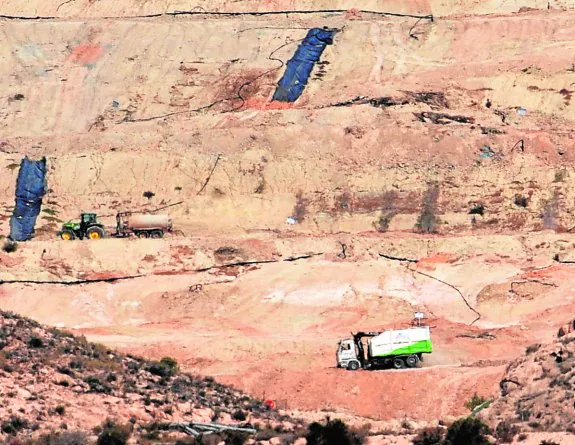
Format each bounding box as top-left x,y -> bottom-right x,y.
114,212 -> 173,238
337,313 -> 432,371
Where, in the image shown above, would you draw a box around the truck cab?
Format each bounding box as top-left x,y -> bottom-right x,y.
336,339 -> 362,370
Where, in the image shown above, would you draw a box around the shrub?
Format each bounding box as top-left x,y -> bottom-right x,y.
495,420 -> 518,443
292,191 -> 308,222
147,357 -> 178,378
28,336 -> 45,348
55,406 -> 66,416
36,431 -> 87,445
96,419 -> 131,445
412,426 -> 444,445
415,184 -> 440,234
222,431 -> 249,445
464,393 -> 487,411
305,418 -> 365,445
374,212 -> 395,232
443,417 -> 490,445
232,410 -> 246,421
142,191 -> 155,200
469,204 -> 485,216
1,415 -> 29,435
2,241 -> 17,253
84,375 -> 112,394
514,194 -> 529,208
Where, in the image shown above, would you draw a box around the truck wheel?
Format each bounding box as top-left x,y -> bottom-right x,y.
60,230 -> 75,241
406,355 -> 419,368
151,231 -> 163,239
393,358 -> 406,369
347,361 -> 360,371
86,226 -> 104,240
137,232 -> 149,239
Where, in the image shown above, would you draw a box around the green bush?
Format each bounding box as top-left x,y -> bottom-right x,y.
96,419 -> 131,445
232,410 -> 247,421
2,240 -> 17,253
305,418 -> 365,445
1,415 -> 30,435
28,336 -> 45,348
412,426 -> 444,445
147,356 -> 178,378
464,393 -> 487,411
443,417 -> 490,445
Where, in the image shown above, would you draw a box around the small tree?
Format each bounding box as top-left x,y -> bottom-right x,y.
443,417 -> 490,445
96,419 -> 131,445
415,184 -> 440,234
465,393 -> 487,411
305,418 -> 364,445
412,426 -> 444,445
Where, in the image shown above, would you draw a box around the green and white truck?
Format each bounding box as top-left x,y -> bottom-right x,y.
336,324 -> 433,371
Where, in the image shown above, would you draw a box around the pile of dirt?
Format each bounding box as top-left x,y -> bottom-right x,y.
483,320 -> 575,435
0,310 -> 296,441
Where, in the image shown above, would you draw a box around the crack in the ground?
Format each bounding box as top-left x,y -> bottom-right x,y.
0,274 -> 144,286
194,252 -> 324,272
378,253 -> 481,325
379,252 -> 419,263
0,14 -> 56,20
0,10 -> 433,21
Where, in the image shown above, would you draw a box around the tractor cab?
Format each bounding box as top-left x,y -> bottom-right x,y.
59,212 -> 105,241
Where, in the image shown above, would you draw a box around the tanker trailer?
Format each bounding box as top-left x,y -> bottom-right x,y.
114,212 -> 173,238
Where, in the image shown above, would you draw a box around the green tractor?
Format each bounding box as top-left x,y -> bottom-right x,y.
59,212 -> 105,240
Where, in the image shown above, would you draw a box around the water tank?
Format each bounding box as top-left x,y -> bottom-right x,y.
125,214 -> 172,231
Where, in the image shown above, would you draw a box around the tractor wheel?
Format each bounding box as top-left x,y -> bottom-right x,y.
347,361 -> 360,371
393,358 -> 406,369
406,355 -> 419,368
60,230 -> 75,241
86,226 -> 104,240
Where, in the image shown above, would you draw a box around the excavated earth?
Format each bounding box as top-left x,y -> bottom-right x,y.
3,0 -> 575,442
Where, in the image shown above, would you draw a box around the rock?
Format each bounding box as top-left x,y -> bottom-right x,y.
557,319 -> 575,337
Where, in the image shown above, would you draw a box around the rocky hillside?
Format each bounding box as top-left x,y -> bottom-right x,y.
483,319 -> 575,437
0,310 -> 294,441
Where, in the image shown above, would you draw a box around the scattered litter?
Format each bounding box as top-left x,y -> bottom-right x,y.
480,145 -> 496,159
517,107 -> 527,116
414,112 -> 474,125
168,422 -> 256,438
286,217 -> 297,225
111,100 -> 119,108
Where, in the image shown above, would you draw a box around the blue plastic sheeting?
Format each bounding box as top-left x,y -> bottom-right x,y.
9,157 -> 47,241
273,28 -> 336,103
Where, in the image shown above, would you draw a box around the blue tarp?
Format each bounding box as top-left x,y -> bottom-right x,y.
273,28 -> 336,103
9,157 -> 47,241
